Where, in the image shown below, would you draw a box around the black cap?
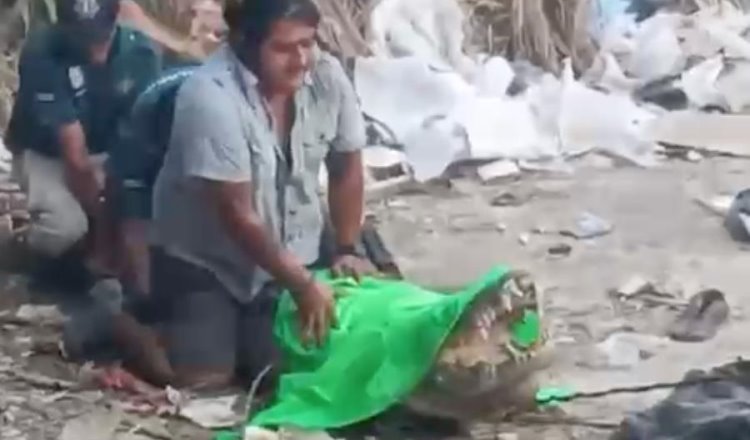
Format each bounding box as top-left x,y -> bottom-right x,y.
56,0 -> 120,44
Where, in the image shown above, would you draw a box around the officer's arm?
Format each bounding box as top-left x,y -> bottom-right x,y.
326,58 -> 367,251
59,123 -> 104,215
20,54 -> 102,214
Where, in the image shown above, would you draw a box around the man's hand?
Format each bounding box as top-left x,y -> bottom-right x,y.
292,279 -> 337,347
331,254 -> 375,281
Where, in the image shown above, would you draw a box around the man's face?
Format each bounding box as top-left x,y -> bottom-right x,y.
61,24 -> 114,65
87,37 -> 114,65
257,19 -> 317,95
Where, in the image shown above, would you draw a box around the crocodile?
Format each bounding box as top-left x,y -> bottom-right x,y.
405,270 -> 552,422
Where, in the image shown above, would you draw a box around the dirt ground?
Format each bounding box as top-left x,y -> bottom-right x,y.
1,154 -> 749,439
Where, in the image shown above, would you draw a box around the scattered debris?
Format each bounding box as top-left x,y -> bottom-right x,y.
363,147 -> 408,182
59,407 -> 123,440
241,427 -> 336,440
686,150 -> 703,162
561,212 -> 614,240
616,274 -> 654,298
694,193 -> 734,217
244,427 -> 281,440
548,243 -> 573,258
121,415 -> 172,440
612,274 -> 689,308
278,428 -> 336,440
518,233 -> 531,246
649,111 -> 750,158
476,160 -> 521,183
668,289 -> 730,342
179,395 -> 243,429
579,332 -> 670,370
490,191 -> 530,207
13,304 -> 66,327
725,188 -> 750,243
10,370 -> 76,390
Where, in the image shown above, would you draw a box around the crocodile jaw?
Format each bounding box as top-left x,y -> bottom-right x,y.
405,271 -> 551,421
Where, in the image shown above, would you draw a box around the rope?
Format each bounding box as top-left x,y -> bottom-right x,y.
535,375 -> 725,406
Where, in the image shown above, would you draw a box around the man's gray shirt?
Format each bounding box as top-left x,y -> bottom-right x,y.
151,45 -> 366,303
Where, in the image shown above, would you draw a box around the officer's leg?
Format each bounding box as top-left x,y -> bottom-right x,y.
20,150 -> 89,258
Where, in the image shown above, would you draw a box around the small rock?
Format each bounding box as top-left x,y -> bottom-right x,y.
278,428 -> 335,440
495,223 -> 507,233
581,153 -> 615,169
14,304 -> 66,326
578,333 -> 670,371
477,160 -> 521,183
245,427 -> 279,440
363,147 -> 408,182
561,212 -> 613,240
490,191 -> 528,207
616,275 -> 653,298
179,395 -> 242,429
548,243 -> 572,257
518,233 -> 531,246
686,150 -> 703,162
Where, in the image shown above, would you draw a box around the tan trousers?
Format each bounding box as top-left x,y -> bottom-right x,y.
13,150 -> 106,258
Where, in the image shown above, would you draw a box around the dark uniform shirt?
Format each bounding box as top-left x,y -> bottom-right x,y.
6,24 -> 161,157
108,66 -> 196,220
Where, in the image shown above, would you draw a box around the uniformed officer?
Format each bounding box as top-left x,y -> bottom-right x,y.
6,0 -> 160,284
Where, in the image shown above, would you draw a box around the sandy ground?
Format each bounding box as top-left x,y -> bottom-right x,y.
1,154 -> 749,439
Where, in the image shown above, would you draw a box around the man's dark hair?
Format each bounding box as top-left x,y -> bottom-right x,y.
225,0 -> 321,53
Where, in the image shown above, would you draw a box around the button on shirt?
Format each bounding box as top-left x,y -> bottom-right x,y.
152,45 -> 366,303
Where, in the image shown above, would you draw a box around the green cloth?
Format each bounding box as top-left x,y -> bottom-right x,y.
249,265 -> 511,430
535,386 -> 577,407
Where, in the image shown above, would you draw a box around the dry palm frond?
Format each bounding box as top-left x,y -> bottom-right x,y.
460,0 -> 595,73
123,0 -> 224,60
314,0 -> 373,58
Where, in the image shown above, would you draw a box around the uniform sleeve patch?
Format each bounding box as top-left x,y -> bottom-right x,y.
35,93 -> 56,103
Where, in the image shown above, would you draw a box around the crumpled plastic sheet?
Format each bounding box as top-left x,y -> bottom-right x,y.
612,361 -> 750,440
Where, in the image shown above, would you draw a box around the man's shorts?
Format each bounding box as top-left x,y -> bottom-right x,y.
150,248 -> 280,377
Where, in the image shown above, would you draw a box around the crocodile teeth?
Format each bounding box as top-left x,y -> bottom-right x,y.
501,294 -> 513,312
481,310 -> 494,328
479,327 -> 490,341
511,280 -> 525,297
473,315 -> 484,329
488,308 -> 497,323
504,342 -> 521,361
483,363 -> 496,380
